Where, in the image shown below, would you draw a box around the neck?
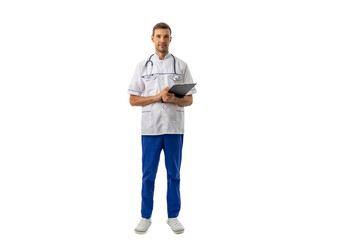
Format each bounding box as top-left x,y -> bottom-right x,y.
155,51 -> 168,60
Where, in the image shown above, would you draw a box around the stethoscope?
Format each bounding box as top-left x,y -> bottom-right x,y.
145,54 -> 180,81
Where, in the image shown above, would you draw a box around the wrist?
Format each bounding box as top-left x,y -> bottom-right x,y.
157,93 -> 165,103
173,96 -> 180,105
154,95 -> 160,103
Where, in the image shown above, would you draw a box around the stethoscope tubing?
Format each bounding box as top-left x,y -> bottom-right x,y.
145,54 -> 177,77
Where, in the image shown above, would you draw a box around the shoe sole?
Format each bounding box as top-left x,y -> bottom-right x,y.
173,229 -> 185,234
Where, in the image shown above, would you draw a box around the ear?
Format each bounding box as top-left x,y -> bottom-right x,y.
151,35 -> 154,43
169,36 -> 172,43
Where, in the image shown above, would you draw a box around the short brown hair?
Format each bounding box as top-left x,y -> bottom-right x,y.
152,22 -> 172,36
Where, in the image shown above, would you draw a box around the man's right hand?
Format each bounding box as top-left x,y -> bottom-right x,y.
129,86 -> 170,107
155,87 -> 170,102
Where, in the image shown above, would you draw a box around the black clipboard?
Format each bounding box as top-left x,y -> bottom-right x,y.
168,83 -> 197,98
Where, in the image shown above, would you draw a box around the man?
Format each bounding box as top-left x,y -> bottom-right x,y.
128,22 -> 196,234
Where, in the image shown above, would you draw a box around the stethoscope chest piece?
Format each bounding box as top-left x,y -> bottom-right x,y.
169,74 -> 181,81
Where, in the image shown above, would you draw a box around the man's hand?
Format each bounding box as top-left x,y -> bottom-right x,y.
162,92 -> 176,103
155,87 -> 170,102
129,86 -> 170,106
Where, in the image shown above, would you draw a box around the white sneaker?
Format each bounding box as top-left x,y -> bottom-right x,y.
167,218 -> 185,234
134,218 -> 152,234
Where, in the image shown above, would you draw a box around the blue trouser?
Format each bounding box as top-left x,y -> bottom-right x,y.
141,134 -> 183,219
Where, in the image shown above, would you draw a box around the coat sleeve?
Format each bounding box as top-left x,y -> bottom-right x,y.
127,63 -> 144,96
183,64 -> 197,95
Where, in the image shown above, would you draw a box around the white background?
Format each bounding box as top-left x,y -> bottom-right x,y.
1,0 -> 359,239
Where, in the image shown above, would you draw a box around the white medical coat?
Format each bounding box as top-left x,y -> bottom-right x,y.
128,53 -> 196,135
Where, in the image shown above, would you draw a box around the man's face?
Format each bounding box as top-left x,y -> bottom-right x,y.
151,29 -> 172,54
